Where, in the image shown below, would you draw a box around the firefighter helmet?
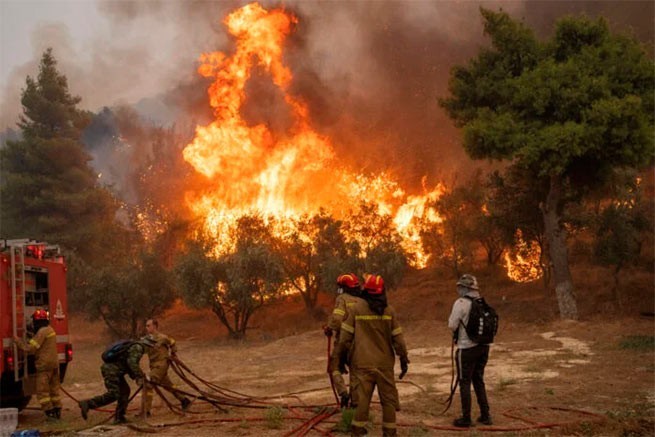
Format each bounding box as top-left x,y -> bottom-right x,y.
337,273 -> 360,289
456,274 -> 479,290
32,308 -> 49,321
363,274 -> 385,295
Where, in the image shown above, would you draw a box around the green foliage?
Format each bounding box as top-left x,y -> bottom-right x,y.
175,215 -> 284,339
264,406 -> 285,429
441,10 -> 654,177
275,211 -> 359,315
0,49 -> 119,262
80,248 -> 175,338
345,201 -> 408,290
618,335 -> 655,351
333,407 -> 355,433
440,10 -> 654,319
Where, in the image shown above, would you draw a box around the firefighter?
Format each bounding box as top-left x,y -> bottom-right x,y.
13,309 -> 61,419
140,318 -> 190,416
323,273 -> 365,408
78,337 -> 156,424
335,274 -> 409,437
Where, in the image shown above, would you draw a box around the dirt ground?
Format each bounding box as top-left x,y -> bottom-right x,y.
12,267 -> 655,436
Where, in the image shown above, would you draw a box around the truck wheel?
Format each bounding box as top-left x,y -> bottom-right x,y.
0,373 -> 33,411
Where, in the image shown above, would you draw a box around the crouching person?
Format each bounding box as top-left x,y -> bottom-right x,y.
78,337 -> 155,424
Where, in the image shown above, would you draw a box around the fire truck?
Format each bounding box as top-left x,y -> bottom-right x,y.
0,239 -> 73,410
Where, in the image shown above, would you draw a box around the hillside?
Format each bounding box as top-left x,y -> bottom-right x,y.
13,265 -> 655,436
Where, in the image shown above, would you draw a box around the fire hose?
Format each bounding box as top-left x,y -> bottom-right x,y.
54,351 -> 606,436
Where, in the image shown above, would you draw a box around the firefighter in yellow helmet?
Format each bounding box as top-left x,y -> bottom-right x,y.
13,309 -> 62,419
324,273 -> 365,408
140,319 -> 190,416
335,275 -> 409,437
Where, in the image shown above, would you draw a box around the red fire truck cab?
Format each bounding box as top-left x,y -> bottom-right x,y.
0,239 -> 73,410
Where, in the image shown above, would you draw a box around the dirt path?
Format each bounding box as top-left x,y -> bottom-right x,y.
14,316 -> 654,436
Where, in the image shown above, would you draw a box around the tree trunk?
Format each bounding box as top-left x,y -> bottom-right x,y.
542,175 -> 578,320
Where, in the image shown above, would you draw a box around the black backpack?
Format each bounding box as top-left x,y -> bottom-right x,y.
461,296 -> 498,344
101,340 -> 134,363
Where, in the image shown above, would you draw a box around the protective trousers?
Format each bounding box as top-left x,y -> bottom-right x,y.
144,364 -> 186,413
456,344 -> 490,420
86,363 -> 131,421
350,367 -> 399,436
36,368 -> 61,412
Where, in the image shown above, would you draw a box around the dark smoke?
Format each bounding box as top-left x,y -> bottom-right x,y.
2,0 -> 652,195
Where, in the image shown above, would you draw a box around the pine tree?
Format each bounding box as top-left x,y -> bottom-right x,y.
1,49 -> 119,259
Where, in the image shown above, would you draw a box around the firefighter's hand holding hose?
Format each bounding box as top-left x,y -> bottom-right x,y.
399,356 -> 410,380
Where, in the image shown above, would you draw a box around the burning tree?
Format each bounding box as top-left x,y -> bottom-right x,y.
440,10 -> 654,319
175,215 -> 284,339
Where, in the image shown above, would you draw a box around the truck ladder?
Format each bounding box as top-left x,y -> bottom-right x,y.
10,245 -> 27,382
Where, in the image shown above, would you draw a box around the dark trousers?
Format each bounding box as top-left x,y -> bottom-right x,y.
86,363 -> 131,420
456,344 -> 490,419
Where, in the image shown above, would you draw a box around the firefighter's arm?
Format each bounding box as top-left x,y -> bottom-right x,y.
326,296 -> 346,332
390,308 -> 410,379
334,309 -> 355,374
14,328 -> 46,353
165,335 -> 178,356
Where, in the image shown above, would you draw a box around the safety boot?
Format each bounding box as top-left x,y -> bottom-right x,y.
477,414 -> 493,425
351,424 -> 368,436
113,414 -> 128,425
53,407 -> 62,419
78,400 -> 90,420
453,416 -> 472,427
45,409 -> 59,421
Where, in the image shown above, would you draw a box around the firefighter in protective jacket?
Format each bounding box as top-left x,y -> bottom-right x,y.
13,309 -> 61,419
324,273 -> 364,408
335,274 -> 409,437
78,337 -> 155,424
141,318 -> 190,415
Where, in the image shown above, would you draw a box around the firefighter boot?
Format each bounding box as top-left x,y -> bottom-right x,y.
78,400 -> 90,420
351,424 -> 368,436
45,409 -> 58,420
53,407 -> 62,419
181,397 -> 191,411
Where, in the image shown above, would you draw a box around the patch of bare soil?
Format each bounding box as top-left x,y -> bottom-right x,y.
13,268 -> 655,436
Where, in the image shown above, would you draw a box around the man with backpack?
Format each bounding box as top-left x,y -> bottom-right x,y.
78,337 -> 156,424
448,274 -> 496,427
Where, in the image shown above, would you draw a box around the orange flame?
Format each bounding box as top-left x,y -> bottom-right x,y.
183,2 -> 442,266
504,229 -> 542,283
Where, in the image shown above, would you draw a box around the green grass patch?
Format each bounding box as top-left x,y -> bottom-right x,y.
332,407 -> 356,433
619,335 -> 655,351
264,406 -> 285,429
496,377 -> 518,391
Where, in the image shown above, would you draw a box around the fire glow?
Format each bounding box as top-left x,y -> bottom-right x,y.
182,2 -> 442,266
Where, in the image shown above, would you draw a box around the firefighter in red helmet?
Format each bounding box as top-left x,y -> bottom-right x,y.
335,274 -> 409,436
324,273 -> 365,408
13,309 -> 62,419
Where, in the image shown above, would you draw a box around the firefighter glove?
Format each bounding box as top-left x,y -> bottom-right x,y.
338,355 -> 348,375
399,356 -> 410,380
323,326 -> 333,337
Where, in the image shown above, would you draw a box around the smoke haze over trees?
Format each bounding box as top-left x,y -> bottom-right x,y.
2,1 -> 652,192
